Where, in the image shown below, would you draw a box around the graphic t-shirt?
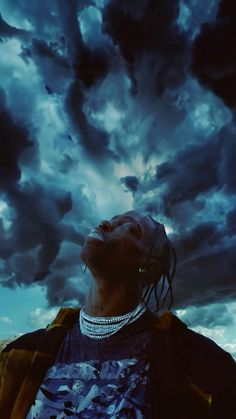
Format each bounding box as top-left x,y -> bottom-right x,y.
26,309 -> 156,418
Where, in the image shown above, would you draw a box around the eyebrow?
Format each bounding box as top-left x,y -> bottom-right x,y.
111,215 -> 136,223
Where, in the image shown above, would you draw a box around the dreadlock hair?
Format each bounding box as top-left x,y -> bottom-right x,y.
141,216 -> 177,316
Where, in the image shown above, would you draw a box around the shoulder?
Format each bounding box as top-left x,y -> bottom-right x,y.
154,312 -> 235,383
1,329 -> 45,353
159,312 -> 233,357
175,316 -> 235,366
1,306 -> 80,354
169,314 -> 236,390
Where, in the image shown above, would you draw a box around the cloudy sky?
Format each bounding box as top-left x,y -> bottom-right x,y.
0,0 -> 235,358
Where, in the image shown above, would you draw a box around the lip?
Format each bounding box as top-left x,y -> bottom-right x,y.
86,229 -> 104,242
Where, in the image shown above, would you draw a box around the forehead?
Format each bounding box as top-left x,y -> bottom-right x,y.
111,211 -> 156,233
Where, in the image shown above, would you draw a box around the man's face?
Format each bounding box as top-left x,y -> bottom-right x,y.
80,211 -> 153,280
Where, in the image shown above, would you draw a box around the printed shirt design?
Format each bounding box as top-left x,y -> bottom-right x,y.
27,357 -> 150,418
26,310 -> 155,418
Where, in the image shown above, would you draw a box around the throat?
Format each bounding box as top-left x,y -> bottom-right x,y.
84,277 -> 141,317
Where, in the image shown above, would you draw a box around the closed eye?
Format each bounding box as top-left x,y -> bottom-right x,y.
128,223 -> 141,239
113,221 -> 124,228
111,218 -> 141,238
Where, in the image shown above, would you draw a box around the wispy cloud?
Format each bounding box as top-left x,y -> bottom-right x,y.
0,316 -> 12,324
27,307 -> 59,328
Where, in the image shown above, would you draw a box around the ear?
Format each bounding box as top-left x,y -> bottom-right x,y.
139,259 -> 163,286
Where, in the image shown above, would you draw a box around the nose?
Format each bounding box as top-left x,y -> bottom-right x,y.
99,220 -> 113,232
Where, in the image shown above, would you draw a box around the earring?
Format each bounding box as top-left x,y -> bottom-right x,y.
138,267 -> 146,273
83,265 -> 87,273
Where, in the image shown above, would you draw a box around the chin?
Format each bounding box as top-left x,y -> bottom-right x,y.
79,246 -> 90,267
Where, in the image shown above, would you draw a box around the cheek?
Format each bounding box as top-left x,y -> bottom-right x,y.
122,237 -> 144,256
104,238 -> 120,251
80,242 -> 104,265
113,239 -> 143,266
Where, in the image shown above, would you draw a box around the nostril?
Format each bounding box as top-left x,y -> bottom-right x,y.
99,220 -> 111,232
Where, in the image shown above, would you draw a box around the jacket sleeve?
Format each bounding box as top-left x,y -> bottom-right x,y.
0,330 -> 45,419
0,307 -> 78,419
0,330 -> 43,391
211,351 -> 236,419
184,326 -> 236,419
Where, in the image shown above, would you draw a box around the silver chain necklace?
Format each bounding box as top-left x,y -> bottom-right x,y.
79,302 -> 146,339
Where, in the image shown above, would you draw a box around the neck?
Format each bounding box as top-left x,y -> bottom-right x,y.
84,274 -> 141,317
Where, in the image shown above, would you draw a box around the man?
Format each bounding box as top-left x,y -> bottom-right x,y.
0,210 -> 235,418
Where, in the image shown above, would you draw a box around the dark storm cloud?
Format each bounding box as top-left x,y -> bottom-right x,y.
155,136 -> 220,211
31,38 -> 69,71
0,0 -> 235,315
102,0 -> 181,60
73,44 -> 111,89
149,121 -> 236,220
45,274 -> 84,307
54,0 -> 118,161
226,207 -> 236,235
173,222 -> 222,262
0,89 -> 33,183
29,37 -> 71,94
0,12 -> 29,39
174,246 -> 236,307
56,192 -> 73,217
169,212 -> 236,307
56,0 -> 190,163
191,0 -> 236,107
102,0 -> 188,95
133,115 -> 236,307
0,87 -> 87,303
0,1 -> 117,161
219,124 -> 236,193
1,0 -> 60,37
65,80 -> 118,160
0,185 -> 80,280
120,176 -> 140,193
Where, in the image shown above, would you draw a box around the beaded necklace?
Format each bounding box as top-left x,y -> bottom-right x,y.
79,302 -> 146,339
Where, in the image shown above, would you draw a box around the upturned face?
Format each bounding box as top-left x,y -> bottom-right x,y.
80,211 -> 154,281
